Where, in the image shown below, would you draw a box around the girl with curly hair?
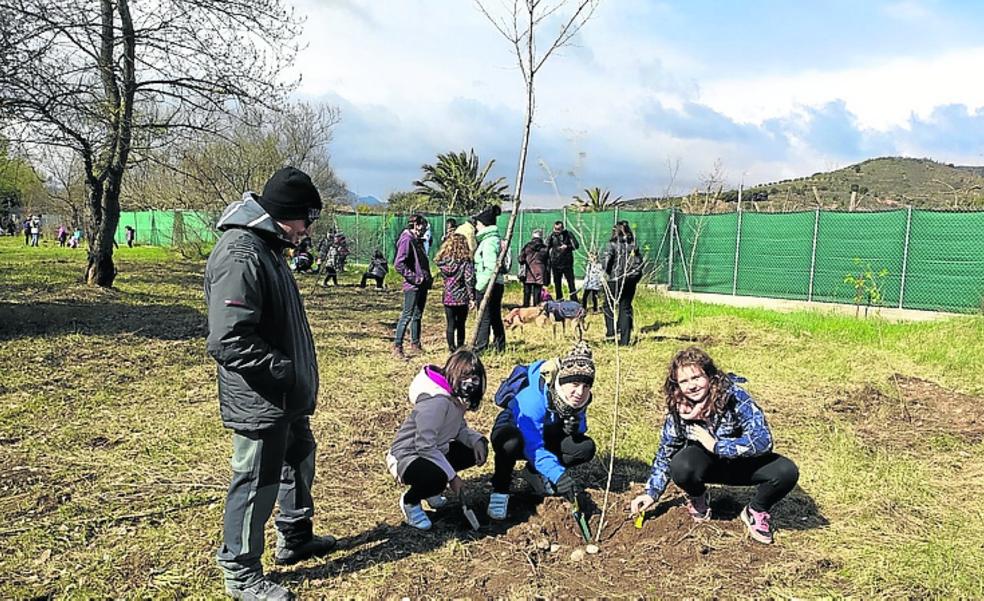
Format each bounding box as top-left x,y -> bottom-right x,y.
630,347 -> 799,544
435,233 -> 477,351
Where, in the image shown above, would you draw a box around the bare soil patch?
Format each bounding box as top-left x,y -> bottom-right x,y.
285,488 -> 819,598
830,374 -> 984,449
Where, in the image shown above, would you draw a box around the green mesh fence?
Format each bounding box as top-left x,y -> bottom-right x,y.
117,207 -> 984,314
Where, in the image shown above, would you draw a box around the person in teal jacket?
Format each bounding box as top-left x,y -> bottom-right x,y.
473,205 -> 506,353
486,341 -> 597,520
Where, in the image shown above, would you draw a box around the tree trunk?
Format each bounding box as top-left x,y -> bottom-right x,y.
470,66 -> 535,347
85,173 -> 120,286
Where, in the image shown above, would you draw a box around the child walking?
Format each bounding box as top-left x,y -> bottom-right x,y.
386,349 -> 489,530
630,347 -> 799,544
435,233 -> 477,351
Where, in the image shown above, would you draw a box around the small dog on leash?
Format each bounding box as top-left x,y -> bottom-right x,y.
542,299 -> 588,339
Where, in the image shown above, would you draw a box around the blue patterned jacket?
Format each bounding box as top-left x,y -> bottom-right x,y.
644,384 -> 773,500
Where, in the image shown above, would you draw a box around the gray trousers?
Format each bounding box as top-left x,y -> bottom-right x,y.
216,416 -> 317,587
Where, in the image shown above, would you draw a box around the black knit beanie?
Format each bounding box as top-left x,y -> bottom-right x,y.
258,167 -> 323,221
473,205 -> 501,227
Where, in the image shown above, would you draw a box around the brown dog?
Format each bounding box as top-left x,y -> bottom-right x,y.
503,305 -> 548,330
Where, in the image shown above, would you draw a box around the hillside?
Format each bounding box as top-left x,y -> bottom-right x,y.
627,157 -> 984,212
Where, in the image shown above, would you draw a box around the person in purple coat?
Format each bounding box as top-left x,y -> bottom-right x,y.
393,214 -> 432,360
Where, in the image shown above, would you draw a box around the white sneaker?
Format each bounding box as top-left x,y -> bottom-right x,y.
425,495 -> 448,509
487,492 -> 510,520
400,492 -> 432,530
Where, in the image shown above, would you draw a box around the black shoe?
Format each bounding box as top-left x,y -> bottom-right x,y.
274,534 -> 337,566
226,578 -> 295,601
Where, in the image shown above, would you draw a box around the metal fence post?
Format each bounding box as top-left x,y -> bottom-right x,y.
667,209 -> 675,289
732,205 -> 742,296
808,207 -> 819,302
563,206 -> 568,229
354,210 -> 360,261
899,206 -> 912,309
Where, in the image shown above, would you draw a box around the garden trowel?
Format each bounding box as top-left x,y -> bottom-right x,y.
461,502 -> 480,530
571,497 -> 592,542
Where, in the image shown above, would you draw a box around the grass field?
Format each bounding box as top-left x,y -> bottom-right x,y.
1,236 -> 983,598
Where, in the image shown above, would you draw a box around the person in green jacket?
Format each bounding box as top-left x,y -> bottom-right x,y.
205,167 -> 335,601
473,205 -> 506,353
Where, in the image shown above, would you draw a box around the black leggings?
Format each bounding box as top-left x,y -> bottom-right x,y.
444,305 -> 468,351
582,289 -> 600,312
522,283 -> 543,307
475,283 -> 505,353
360,274 -> 383,288
603,277 -> 638,345
669,445 -> 799,512
402,440 -> 476,504
489,410 -> 596,493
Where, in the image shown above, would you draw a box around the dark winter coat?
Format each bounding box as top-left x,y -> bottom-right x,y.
601,236 -> 643,282
394,229 -> 432,292
546,230 -> 579,269
204,193 -> 319,432
367,255 -> 389,279
519,238 -> 549,285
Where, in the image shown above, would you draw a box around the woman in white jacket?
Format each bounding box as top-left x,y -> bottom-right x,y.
386,349 -> 489,530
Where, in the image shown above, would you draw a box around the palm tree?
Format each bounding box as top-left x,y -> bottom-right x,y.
572,187 -> 623,212
413,149 -> 509,214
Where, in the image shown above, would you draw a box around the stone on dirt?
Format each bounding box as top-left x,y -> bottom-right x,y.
585,544 -> 600,555
570,549 -> 585,562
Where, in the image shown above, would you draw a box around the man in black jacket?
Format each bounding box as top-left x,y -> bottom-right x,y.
547,221 -> 580,302
205,167 -> 335,601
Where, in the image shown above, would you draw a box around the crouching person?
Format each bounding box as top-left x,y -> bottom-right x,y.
386,349 -> 489,530
630,347 -> 799,544
206,167 -> 336,601
487,342 -> 597,520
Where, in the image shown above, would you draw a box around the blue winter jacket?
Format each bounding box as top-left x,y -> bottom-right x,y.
644,384 -> 773,500
506,360 -> 588,484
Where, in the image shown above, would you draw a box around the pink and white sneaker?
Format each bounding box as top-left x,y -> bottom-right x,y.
684,491 -> 711,522
740,505 -> 773,544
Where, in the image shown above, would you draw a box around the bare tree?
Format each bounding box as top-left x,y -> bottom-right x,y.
0,0 -> 302,286
472,0 -> 600,346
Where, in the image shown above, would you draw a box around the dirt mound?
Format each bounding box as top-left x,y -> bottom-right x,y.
830,374 -> 984,449
342,489 -> 785,598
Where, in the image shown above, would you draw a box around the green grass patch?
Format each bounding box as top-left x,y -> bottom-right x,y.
1,236 -> 982,597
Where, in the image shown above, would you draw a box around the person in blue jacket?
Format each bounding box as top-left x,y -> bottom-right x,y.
630,347 -> 799,544
486,341 -> 597,520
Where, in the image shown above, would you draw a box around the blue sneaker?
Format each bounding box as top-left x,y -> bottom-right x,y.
487,492 -> 510,520
400,492 -> 432,530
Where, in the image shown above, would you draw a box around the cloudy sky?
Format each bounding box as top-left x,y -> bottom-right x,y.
288,0 -> 984,207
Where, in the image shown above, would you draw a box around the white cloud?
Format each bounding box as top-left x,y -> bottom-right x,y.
700,47 -> 984,131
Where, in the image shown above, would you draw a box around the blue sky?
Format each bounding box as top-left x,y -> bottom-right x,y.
291,0 -> 984,207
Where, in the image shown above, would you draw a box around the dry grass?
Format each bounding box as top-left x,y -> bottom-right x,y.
1,236 -> 982,598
